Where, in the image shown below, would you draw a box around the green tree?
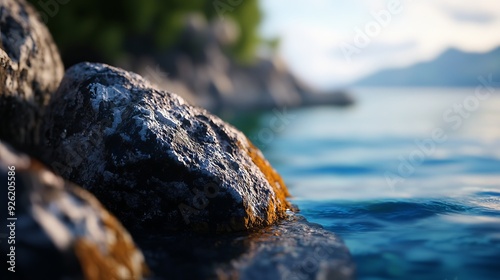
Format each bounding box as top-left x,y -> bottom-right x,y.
28,0 -> 262,64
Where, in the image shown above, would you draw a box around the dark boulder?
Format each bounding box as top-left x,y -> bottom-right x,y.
0,0 -> 64,150
42,62 -> 291,233
0,141 -> 148,279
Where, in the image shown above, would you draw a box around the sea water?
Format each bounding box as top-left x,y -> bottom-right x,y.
235,88 -> 500,280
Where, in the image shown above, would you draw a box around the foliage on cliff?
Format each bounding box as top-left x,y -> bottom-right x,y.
27,0 -> 262,64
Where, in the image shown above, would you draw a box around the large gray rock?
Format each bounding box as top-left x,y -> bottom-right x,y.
139,214 -> 355,280
0,0 -> 64,149
42,62 -> 291,233
0,141 -> 147,279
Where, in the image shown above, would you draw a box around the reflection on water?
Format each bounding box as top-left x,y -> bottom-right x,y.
235,88 -> 500,279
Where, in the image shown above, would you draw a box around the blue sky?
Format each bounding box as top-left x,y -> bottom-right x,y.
260,0 -> 500,89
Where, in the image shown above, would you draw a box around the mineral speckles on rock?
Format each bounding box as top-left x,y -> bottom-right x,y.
43,62 -> 291,233
0,0 -> 64,148
89,84 -> 131,111
0,141 -> 148,280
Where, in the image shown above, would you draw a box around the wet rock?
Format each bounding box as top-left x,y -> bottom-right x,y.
0,0 -> 64,149
0,141 -> 148,279
138,214 -> 355,280
42,62 -> 291,233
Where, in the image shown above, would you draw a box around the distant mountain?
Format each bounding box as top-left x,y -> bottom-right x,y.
353,47 -> 500,87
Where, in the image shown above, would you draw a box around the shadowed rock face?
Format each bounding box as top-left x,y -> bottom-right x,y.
0,0 -> 64,149
42,62 -> 291,234
0,141 -> 148,280
138,214 -> 355,280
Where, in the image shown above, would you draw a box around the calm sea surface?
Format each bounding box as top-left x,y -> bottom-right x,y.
232,88 -> 500,280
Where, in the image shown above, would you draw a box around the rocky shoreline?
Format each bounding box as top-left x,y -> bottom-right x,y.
118,14 -> 354,114
0,1 -> 355,279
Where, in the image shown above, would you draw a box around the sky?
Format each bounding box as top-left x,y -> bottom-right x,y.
260,0 -> 500,90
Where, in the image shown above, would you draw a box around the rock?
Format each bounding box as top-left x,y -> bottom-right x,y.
0,0 -> 64,149
42,62 -> 291,234
0,141 -> 148,279
137,214 -> 355,280
302,90 -> 355,107
209,18 -> 239,47
227,215 -> 355,280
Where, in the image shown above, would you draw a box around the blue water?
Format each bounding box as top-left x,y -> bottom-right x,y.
235,88 -> 500,280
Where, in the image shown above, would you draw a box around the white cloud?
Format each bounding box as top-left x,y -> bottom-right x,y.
260,0 -> 500,89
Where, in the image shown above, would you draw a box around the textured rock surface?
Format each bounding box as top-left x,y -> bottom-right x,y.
138,214 -> 355,280
0,141 -> 147,279
42,62 -> 290,233
0,0 -> 64,149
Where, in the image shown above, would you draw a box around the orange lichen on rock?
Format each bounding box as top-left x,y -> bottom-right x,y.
243,138 -> 291,226
73,187 -> 148,280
